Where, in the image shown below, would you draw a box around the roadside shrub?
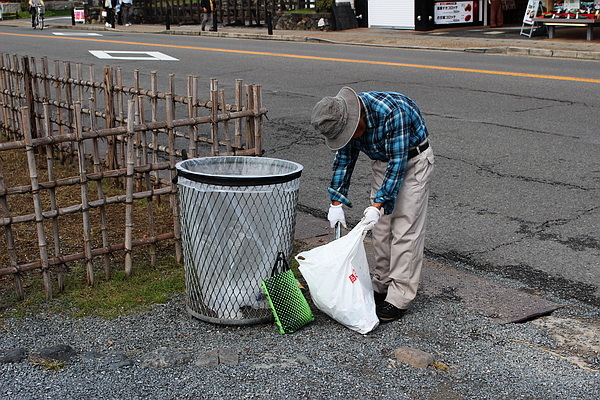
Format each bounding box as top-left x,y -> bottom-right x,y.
315,0 -> 333,12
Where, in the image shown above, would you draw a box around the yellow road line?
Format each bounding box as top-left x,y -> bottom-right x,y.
2,31 -> 600,84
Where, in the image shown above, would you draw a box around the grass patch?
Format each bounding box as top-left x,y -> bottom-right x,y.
29,356 -> 66,371
285,8 -> 320,15
0,253 -> 185,321
65,261 -> 185,318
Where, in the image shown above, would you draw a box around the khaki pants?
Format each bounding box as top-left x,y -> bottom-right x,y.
370,146 -> 434,310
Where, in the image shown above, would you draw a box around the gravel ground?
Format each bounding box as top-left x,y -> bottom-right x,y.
1,273 -> 598,400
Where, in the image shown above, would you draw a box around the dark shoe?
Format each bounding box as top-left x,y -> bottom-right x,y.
376,301 -> 406,323
374,291 -> 387,306
208,28 -> 217,31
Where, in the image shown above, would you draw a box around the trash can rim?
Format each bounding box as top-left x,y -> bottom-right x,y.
175,156 -> 303,187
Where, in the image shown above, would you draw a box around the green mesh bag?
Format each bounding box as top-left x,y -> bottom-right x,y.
261,252 -> 314,334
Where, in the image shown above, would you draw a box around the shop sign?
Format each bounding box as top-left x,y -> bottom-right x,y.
74,8 -> 85,23
523,0 -> 542,24
434,1 -> 475,24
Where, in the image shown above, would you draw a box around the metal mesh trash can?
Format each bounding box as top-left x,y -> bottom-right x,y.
176,156 -> 303,325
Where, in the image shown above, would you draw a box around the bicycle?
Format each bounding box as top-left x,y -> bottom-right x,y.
32,5 -> 44,30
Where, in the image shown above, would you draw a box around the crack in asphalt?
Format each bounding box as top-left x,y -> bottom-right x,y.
426,84 -> 586,108
264,119 -> 316,153
458,206 -> 599,258
428,250 -> 599,307
436,153 -> 592,190
513,104 -> 561,113
426,112 -> 582,139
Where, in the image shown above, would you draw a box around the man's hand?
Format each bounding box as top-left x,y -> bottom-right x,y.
363,206 -> 383,225
327,203 -> 346,228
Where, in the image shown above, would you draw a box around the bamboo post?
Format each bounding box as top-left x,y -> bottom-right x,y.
5,55 -> 21,141
64,61 -> 76,163
89,64 -> 97,128
74,101 -> 95,286
42,102 -> 65,291
150,71 -> 159,202
192,75 -> 199,156
54,60 -> 64,139
12,55 -> 24,110
116,67 -> 126,172
76,63 -> 84,105
210,78 -> 219,156
90,104 -> 112,279
0,169 -> 23,299
0,55 -> 12,139
103,66 -> 117,169
21,107 -> 53,299
134,69 -> 143,192
124,100 -> 135,277
169,73 -> 176,156
167,93 -> 182,263
139,96 -> 157,267
41,57 -> 51,103
20,58 -> 36,140
1,53 -> 16,140
220,89 -> 232,154
88,65 -> 112,279
30,57 -> 42,137
89,90 -> 112,279
187,75 -> 197,158
245,84 -> 255,149
253,85 -> 262,156
169,73 -> 175,94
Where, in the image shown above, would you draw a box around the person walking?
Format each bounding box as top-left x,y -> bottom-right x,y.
311,87 -> 435,323
103,0 -> 117,28
28,0 -> 45,27
489,0 -> 504,27
119,0 -> 133,26
200,0 -> 215,31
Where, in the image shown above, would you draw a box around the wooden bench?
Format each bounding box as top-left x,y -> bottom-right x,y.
534,17 -> 600,41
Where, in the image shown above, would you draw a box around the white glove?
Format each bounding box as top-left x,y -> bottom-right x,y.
363,206 -> 382,226
327,204 -> 346,228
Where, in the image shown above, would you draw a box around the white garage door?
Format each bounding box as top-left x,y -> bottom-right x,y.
368,0 -> 415,29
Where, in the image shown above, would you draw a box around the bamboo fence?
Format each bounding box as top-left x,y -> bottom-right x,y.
136,0 -> 315,26
0,53 -> 266,300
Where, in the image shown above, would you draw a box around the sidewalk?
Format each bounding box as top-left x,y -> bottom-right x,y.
3,15 -> 600,60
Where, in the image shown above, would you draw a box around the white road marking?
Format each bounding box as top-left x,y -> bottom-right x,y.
88,50 -> 179,61
54,32 -> 102,36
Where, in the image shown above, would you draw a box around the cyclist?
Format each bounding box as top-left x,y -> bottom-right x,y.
29,0 -> 45,28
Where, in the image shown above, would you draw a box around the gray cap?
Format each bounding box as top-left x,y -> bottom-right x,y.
310,87 -> 360,150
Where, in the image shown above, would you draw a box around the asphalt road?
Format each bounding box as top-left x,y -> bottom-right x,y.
1,25 -> 598,306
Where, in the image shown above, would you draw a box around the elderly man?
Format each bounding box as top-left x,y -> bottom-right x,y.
311,87 -> 435,322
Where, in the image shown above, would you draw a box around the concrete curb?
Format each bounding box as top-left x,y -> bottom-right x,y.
3,21 -> 600,61
189,31 -> 600,60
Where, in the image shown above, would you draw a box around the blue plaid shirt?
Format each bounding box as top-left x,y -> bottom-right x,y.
328,91 -> 429,214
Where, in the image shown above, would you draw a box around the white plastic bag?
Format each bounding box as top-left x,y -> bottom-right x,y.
296,220 -> 379,334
